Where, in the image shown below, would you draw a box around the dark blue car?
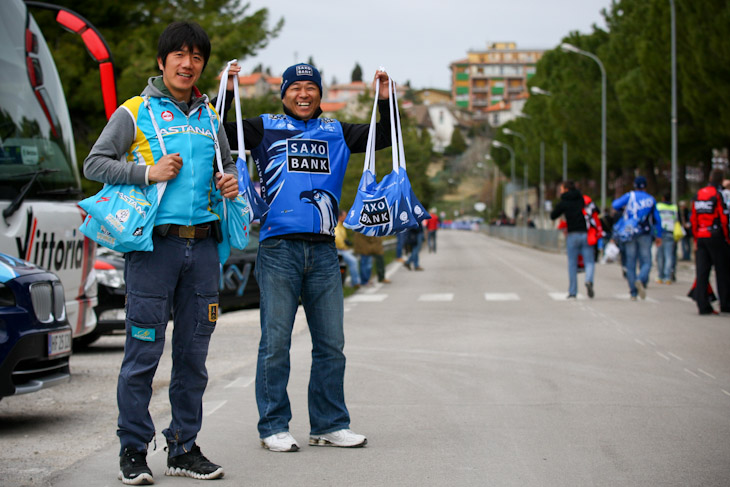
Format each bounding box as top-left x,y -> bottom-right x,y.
0,253 -> 72,400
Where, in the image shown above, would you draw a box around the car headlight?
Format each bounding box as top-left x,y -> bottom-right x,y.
96,268 -> 125,289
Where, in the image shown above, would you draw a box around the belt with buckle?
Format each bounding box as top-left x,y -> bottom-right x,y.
167,224 -> 211,239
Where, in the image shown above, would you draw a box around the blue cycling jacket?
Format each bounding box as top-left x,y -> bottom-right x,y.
612,190 -> 663,237
250,114 -> 351,240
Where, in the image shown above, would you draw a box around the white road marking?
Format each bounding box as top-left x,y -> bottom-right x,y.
668,352 -> 684,361
614,294 -> 659,303
349,294 -> 388,303
684,368 -> 700,378
674,296 -> 694,303
698,369 -> 716,379
548,292 -> 585,301
484,293 -> 520,301
656,351 -> 671,361
225,376 -> 254,389
634,339 -> 646,346
722,389 -> 730,397
204,400 -> 227,417
418,293 -> 454,302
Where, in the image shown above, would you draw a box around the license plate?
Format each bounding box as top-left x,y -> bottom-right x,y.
48,329 -> 72,357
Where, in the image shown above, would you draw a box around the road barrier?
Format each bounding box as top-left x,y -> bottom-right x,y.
482,225 -> 564,253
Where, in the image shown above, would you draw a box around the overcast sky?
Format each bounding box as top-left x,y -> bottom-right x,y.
240,0 -> 612,91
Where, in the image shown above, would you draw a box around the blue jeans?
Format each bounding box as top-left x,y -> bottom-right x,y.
359,255 -> 372,284
565,232 -> 594,296
396,232 -> 406,259
337,249 -> 360,286
360,254 -> 385,283
119,234 -> 219,456
406,232 -> 423,268
427,230 -> 437,253
624,233 -> 654,296
655,230 -> 675,280
255,238 -> 350,437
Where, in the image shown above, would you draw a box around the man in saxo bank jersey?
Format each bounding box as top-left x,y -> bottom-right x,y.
220,62 -> 391,452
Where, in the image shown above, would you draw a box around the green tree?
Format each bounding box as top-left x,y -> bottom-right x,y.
444,127 -> 467,156
351,63 -> 363,82
31,0 -> 283,195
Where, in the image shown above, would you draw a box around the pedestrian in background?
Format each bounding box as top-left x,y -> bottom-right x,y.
395,231 -> 406,262
84,21 -> 235,484
611,176 -> 662,301
403,223 -> 425,271
353,232 -> 390,285
425,209 -> 440,253
690,169 -> 730,315
550,181 -> 595,299
655,192 -> 678,284
335,210 -> 361,289
679,200 -> 693,261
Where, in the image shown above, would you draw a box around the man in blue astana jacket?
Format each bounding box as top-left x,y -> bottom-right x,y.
85,21 -> 238,485
220,62 -> 391,452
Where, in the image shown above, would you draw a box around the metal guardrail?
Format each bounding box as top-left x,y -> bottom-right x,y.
481,224 -> 564,253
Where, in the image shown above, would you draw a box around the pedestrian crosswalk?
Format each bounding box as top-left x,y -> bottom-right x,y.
346,292 -> 681,303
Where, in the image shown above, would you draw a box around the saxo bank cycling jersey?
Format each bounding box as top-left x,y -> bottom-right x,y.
250,114 -> 351,241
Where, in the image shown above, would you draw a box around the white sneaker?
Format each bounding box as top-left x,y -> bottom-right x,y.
261,432 -> 300,452
309,429 -> 367,448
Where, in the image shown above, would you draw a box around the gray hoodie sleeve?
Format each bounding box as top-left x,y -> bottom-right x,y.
83,106 -> 148,186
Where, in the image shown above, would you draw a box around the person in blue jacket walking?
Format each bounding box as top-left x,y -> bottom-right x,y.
611,176 -> 663,300
220,62 -> 391,452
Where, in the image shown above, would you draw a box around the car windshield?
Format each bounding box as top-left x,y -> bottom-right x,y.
0,3 -> 82,200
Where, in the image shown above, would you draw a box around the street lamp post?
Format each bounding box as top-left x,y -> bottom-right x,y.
530,85 -> 568,183
492,140 -> 515,217
502,127 -> 527,198
503,128 -> 529,227
561,42 -> 607,210
670,0 -> 678,204
539,140 -> 545,227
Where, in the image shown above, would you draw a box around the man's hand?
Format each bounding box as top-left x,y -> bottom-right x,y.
149,153 -> 182,182
373,70 -> 390,100
224,62 -> 241,91
216,172 -> 239,199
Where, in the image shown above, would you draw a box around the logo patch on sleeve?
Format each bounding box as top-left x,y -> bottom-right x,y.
287,139 -> 330,174
131,326 -> 155,342
208,303 -> 219,322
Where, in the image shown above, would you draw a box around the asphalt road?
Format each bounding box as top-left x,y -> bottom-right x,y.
1,229 -> 729,487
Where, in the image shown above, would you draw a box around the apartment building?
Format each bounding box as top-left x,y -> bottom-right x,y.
450,42 -> 543,121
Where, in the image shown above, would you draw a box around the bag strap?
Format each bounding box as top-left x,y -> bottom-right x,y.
142,95 -> 167,204
362,80 -> 380,174
387,76 -> 399,173
205,64 -> 243,220
214,60 -> 246,155
390,77 -> 408,171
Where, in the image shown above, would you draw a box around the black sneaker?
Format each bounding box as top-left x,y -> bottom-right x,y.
166,444 -> 224,480
586,282 -> 594,298
119,448 -> 153,485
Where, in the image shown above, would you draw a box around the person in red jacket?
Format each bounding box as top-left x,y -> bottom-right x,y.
425,210 -> 440,253
690,169 -> 730,314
